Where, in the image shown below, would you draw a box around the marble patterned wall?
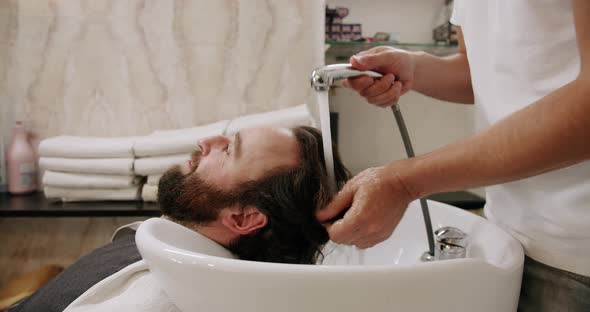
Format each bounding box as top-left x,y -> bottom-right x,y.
0,0 -> 324,139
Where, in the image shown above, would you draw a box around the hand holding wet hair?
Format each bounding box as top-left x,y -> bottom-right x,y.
316,166 -> 414,249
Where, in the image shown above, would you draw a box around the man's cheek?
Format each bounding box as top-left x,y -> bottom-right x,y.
195,158 -> 217,180
210,172 -> 235,190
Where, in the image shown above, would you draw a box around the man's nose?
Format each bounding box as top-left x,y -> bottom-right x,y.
198,135 -> 230,156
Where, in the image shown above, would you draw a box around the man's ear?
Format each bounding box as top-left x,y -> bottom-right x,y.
220,206 -> 268,235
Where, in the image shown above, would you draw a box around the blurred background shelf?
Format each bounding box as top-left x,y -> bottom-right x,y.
325,41 -> 458,63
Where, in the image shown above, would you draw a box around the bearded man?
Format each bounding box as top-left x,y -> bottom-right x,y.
11,126 -> 350,312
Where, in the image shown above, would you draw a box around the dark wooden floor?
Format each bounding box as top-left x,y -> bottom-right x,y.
0,217 -> 148,287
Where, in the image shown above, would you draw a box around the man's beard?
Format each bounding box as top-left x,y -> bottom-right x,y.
157,150 -> 240,224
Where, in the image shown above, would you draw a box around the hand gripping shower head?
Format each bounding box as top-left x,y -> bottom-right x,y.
310,63 -> 436,259
310,64 -> 383,91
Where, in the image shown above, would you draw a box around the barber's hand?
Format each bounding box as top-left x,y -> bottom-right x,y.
316,166 -> 414,248
343,46 -> 416,107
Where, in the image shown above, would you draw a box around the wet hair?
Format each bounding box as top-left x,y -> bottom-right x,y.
158,126 -> 350,264
226,126 -> 350,264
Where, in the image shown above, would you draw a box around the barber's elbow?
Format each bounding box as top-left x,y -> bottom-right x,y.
461,87 -> 475,104
576,65 -> 590,90
573,75 -> 590,104
457,54 -> 475,104
453,82 -> 474,104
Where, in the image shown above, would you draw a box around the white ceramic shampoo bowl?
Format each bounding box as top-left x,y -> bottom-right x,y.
136,200 -> 524,312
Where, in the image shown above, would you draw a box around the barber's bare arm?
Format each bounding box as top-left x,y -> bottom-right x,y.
318,0 -> 590,248
345,27 -> 473,106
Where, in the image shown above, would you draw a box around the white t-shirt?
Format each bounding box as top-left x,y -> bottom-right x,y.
452,0 -> 590,276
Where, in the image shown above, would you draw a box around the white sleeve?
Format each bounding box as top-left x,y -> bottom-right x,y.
450,0 -> 464,26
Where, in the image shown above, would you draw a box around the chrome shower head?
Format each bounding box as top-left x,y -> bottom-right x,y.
310,64 -> 383,91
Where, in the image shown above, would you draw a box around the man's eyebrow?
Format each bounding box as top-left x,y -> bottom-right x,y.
233,131 -> 242,159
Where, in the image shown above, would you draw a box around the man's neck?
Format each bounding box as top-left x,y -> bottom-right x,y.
160,215 -> 237,247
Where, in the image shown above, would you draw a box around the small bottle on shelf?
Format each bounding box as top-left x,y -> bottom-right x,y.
0,135 -> 7,193
7,121 -> 37,194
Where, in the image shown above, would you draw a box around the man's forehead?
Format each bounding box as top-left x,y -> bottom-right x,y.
240,127 -> 299,165
200,126 -> 296,186
241,126 -> 293,137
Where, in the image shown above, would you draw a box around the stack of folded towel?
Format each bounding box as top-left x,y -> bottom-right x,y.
135,104 -> 314,202
39,136 -> 142,202
134,120 -> 230,202
38,104 -> 315,202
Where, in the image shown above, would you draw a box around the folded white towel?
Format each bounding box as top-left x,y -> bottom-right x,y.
134,154 -> 190,176
39,136 -> 138,158
39,157 -> 134,175
225,104 -> 314,135
44,186 -> 140,202
142,185 -> 158,202
147,174 -> 162,186
134,120 -> 229,157
43,171 -> 141,189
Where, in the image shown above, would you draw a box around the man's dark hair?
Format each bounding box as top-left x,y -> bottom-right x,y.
158,126 -> 350,264
227,126 -> 350,264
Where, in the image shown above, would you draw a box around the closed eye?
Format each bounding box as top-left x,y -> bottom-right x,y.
226,134 -> 238,157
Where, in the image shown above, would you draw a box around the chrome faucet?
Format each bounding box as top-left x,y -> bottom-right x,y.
422,226 -> 469,261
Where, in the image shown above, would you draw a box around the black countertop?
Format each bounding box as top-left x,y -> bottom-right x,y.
427,191 -> 485,210
0,192 -> 161,217
0,191 -> 484,218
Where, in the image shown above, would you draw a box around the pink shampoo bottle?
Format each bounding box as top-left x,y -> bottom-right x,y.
7,121 -> 37,194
